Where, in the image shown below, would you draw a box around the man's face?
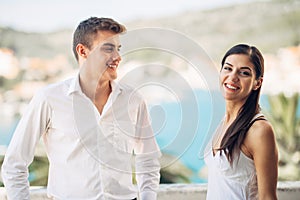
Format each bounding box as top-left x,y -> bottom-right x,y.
85,30 -> 122,82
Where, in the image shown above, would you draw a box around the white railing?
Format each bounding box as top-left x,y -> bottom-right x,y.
0,182 -> 300,200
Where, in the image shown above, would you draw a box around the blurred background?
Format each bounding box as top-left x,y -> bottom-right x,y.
0,0 -> 299,186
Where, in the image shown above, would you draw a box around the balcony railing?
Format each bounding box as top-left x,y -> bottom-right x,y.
1,182 -> 300,200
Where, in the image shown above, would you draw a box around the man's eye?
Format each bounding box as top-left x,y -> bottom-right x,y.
103,48 -> 114,52
101,45 -> 115,53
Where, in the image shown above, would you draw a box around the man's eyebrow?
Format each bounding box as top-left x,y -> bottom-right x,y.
102,43 -> 121,48
102,43 -> 115,47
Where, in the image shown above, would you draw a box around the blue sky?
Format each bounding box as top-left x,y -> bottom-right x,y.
0,0 -> 253,32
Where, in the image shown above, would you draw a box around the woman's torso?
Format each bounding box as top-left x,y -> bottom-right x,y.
204,113 -> 265,200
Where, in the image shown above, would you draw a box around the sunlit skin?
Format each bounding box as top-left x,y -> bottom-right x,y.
76,30 -> 122,114
215,54 -> 278,200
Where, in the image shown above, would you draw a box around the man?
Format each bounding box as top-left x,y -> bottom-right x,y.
2,17 -> 161,200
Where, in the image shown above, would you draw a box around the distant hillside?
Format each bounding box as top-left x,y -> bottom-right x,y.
0,27 -> 73,60
126,0 -> 300,61
0,0 -> 299,62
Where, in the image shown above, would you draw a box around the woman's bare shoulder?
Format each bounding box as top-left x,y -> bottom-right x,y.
244,119 -> 277,156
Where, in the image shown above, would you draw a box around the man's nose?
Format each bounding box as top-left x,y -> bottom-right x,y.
113,50 -> 121,61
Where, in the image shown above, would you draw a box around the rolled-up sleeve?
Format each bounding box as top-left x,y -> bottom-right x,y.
134,100 -> 161,200
1,90 -> 51,200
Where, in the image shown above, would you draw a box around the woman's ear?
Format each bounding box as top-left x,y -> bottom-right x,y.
253,77 -> 263,90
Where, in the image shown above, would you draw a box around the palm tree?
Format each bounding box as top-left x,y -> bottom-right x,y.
265,93 -> 300,180
263,45 -> 300,181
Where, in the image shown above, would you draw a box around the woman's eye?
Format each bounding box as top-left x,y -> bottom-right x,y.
240,71 -> 251,76
223,66 -> 232,71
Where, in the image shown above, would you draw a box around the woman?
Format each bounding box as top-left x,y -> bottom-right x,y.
205,44 -> 278,199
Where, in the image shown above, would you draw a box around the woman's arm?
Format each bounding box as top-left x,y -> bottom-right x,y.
245,120 -> 278,200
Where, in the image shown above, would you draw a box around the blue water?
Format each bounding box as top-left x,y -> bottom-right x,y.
0,119 -> 18,147
1,90 -> 299,183
150,89 -> 224,183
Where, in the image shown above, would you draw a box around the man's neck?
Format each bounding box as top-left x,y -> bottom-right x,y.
93,80 -> 112,115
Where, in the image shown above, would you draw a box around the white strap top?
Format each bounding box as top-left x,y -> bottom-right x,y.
204,113 -> 265,200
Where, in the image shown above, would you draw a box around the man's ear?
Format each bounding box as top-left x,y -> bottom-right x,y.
76,44 -> 88,58
253,77 -> 263,90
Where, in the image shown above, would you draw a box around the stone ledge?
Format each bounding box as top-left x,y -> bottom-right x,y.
0,182 -> 299,200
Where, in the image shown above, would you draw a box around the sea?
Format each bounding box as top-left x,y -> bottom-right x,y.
0,89 -> 299,183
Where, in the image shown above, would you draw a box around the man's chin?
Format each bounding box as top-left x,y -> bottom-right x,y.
109,74 -> 118,81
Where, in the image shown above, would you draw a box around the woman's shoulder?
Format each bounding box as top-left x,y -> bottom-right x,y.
244,118 -> 277,156
249,119 -> 274,139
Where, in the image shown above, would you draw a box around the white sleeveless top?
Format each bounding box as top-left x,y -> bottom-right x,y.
204,114 -> 264,200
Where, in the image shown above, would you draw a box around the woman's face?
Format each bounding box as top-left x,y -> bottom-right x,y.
219,54 -> 262,103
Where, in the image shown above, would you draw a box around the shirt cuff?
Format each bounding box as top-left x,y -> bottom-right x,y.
140,190 -> 157,200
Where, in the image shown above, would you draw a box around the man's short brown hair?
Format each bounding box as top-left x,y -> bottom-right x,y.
72,17 -> 126,61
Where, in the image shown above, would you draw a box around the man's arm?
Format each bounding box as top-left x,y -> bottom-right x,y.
135,155 -> 160,200
134,100 -> 161,200
1,90 -> 51,200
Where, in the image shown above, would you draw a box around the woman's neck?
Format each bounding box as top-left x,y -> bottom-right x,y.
224,100 -> 243,124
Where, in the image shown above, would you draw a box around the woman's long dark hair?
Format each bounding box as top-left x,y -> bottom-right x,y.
218,44 -> 264,164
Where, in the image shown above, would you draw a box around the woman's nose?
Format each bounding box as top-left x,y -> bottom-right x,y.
229,71 -> 239,82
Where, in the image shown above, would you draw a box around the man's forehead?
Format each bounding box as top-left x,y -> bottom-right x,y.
95,33 -> 120,46
97,31 -> 120,41
93,31 -> 120,46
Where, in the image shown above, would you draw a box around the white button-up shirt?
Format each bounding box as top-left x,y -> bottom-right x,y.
1,75 -> 161,200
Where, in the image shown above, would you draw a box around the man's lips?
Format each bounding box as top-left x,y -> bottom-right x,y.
106,60 -> 119,69
106,62 -> 119,68
107,64 -> 117,68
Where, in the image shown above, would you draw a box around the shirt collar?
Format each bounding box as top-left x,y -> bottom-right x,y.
67,73 -> 123,96
109,79 -> 123,102
67,73 -> 82,96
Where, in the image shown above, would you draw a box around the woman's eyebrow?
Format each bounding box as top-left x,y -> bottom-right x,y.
240,66 -> 252,71
224,62 -> 233,66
